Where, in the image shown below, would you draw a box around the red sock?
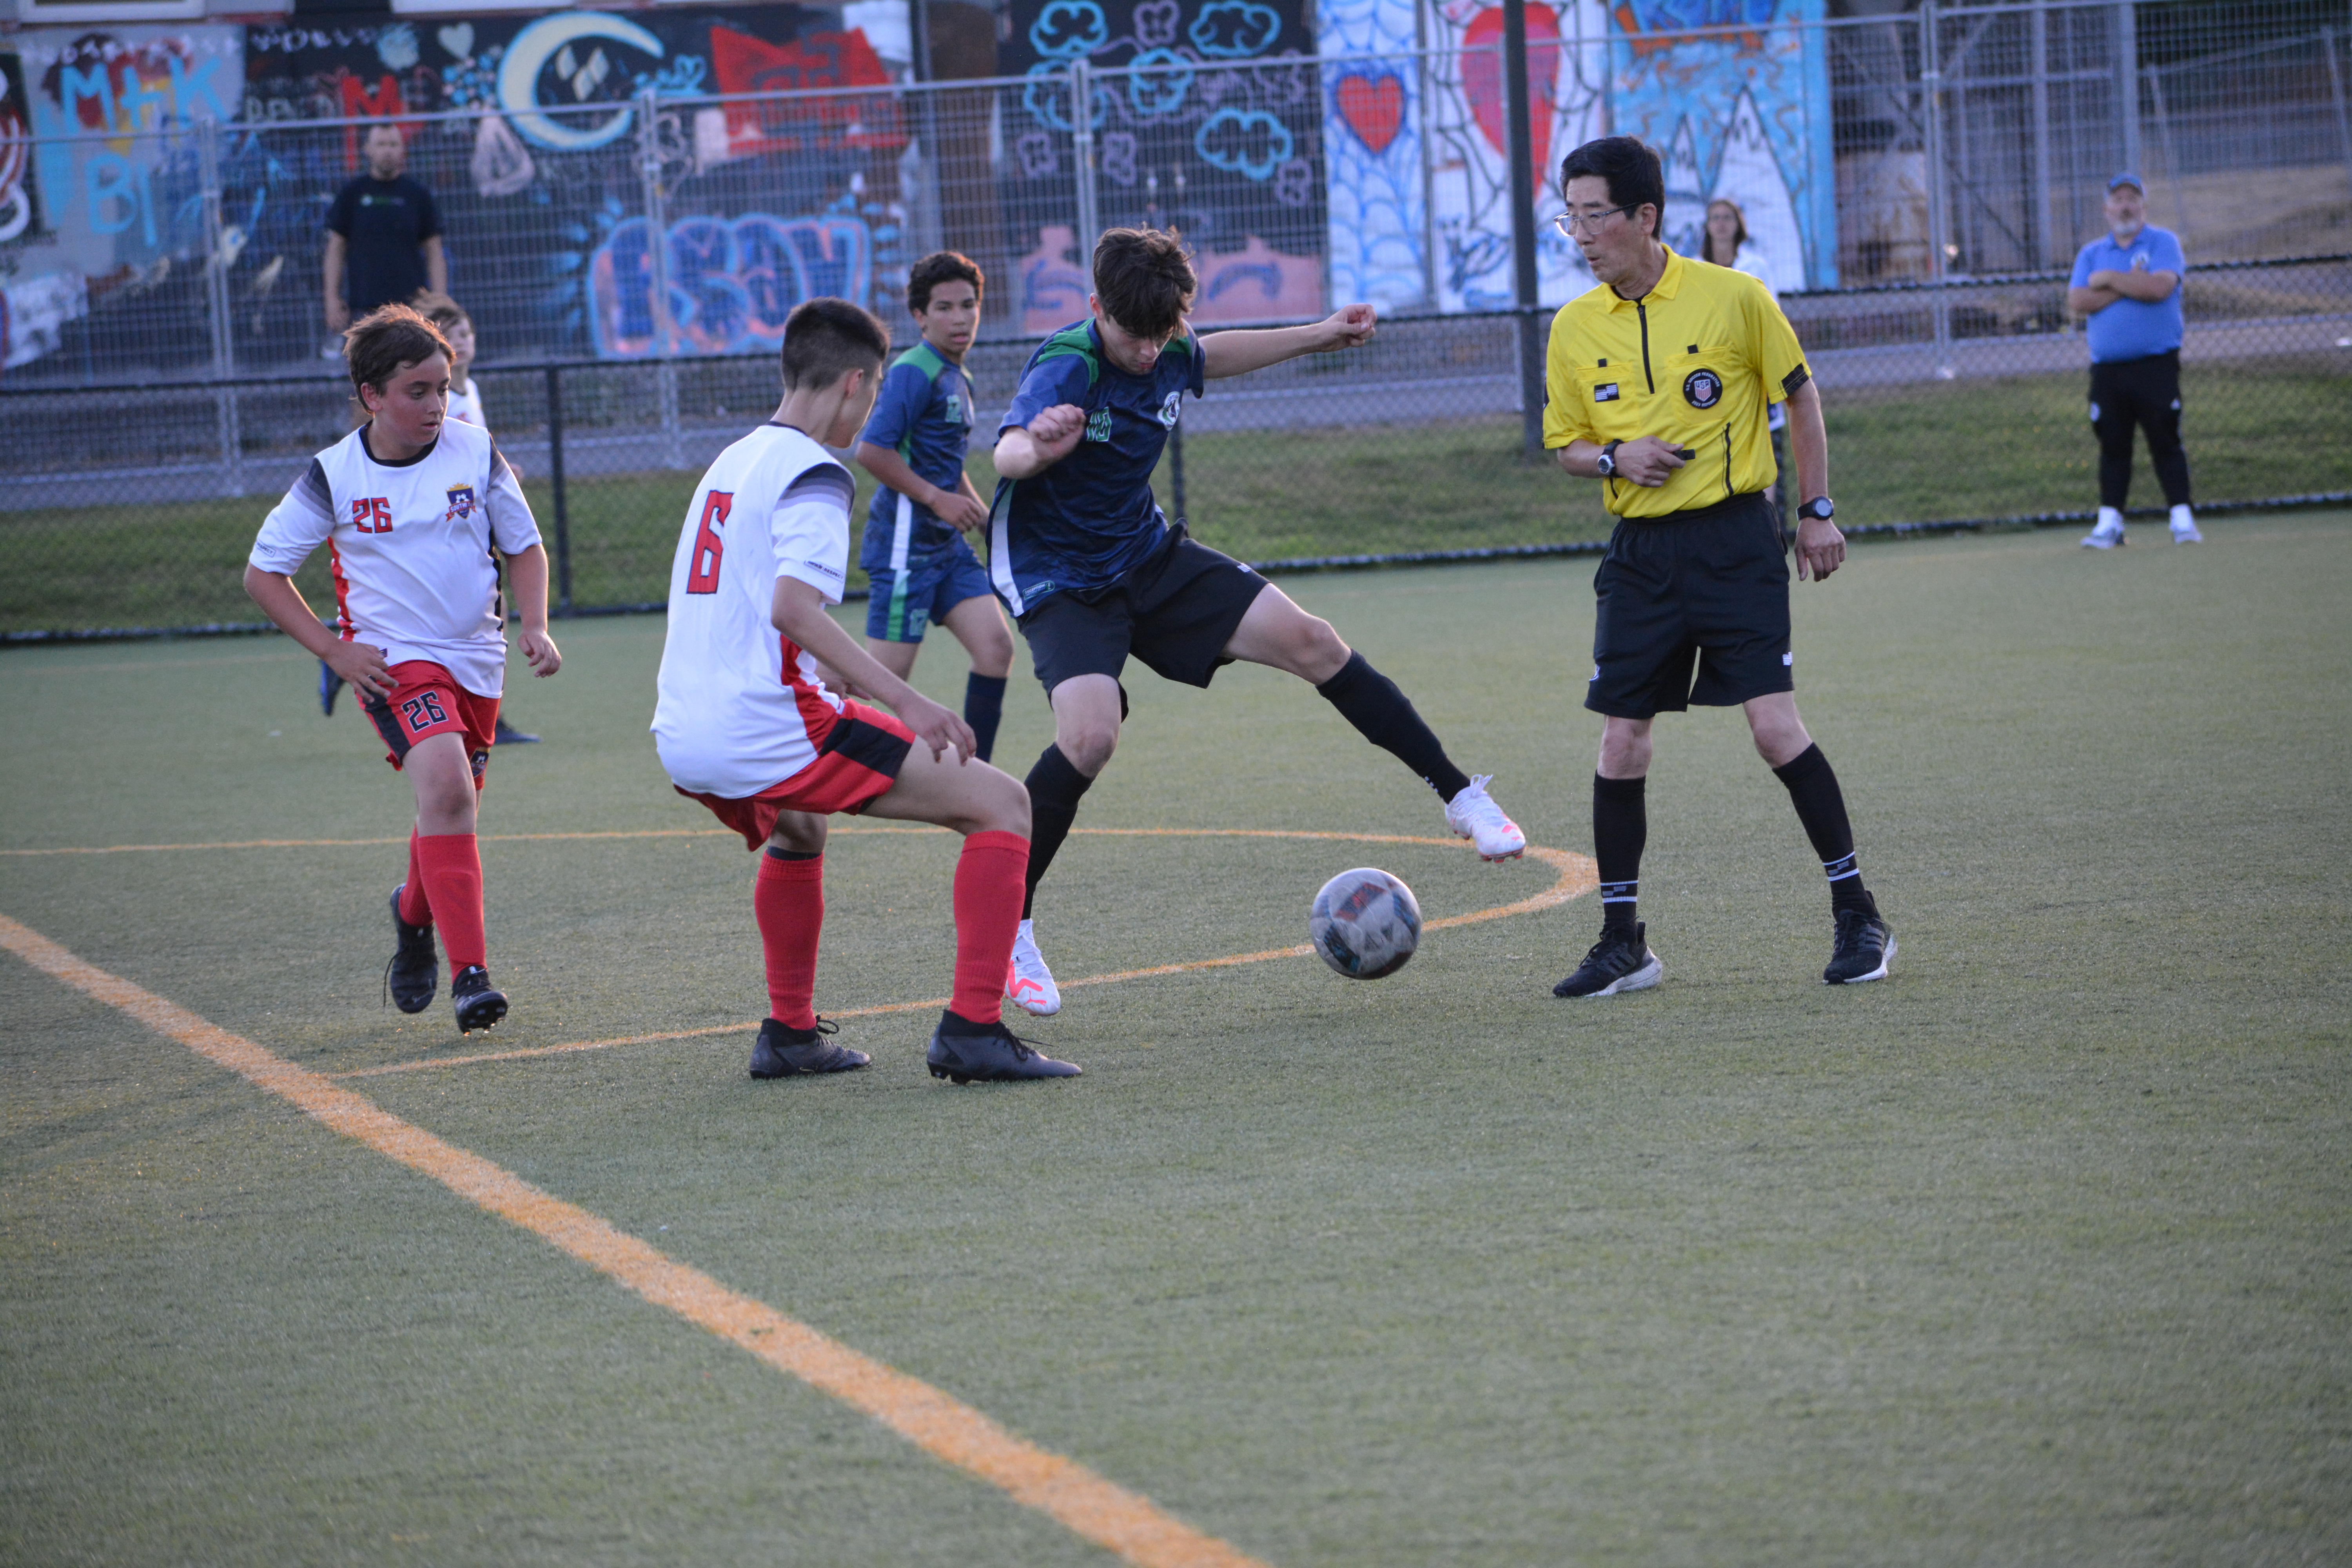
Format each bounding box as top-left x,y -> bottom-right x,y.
951,831 -> 1029,1025
414,833 -> 485,976
755,852 -> 824,1029
397,830 -> 432,926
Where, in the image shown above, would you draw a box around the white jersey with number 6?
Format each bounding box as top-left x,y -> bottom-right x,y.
652,422 -> 860,800
248,418 -> 538,698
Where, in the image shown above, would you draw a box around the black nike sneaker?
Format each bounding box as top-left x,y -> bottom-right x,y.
385,886 -> 438,1014
749,1017 -> 869,1078
451,965 -> 508,1034
1552,922 -> 1664,998
1823,907 -> 1896,984
926,1013 -> 1081,1083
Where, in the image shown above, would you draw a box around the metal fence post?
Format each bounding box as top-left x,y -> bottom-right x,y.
638,88 -> 684,468
545,363 -> 573,615
1922,4 -> 1954,376
2115,0 -> 2141,177
2030,0 -> 2056,267
2323,28 -> 2352,210
198,120 -> 245,496
2144,65 -> 2190,240
1502,0 -> 1546,454
1071,59 -> 1101,248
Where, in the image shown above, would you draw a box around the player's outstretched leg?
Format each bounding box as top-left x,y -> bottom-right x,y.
1224,586 -> 1526,861
864,741 -> 1079,1081
748,813 -> 870,1078
1750,696 -> 1894,985
1008,673 -> 1121,1016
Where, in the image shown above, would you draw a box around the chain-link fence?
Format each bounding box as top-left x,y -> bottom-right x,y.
4,0 -> 2349,638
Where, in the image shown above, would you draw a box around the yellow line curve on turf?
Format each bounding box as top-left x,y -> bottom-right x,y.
0,913 -> 1270,1568
333,833 -> 1595,1080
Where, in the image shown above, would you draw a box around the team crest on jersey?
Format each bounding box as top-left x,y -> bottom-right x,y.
1157,391 -> 1182,429
1085,407 -> 1114,443
443,484 -> 479,520
1682,368 -> 1722,409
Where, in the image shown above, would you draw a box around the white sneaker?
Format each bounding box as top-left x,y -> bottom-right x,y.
1005,919 -> 1061,1016
1445,775 -> 1526,862
2081,508 -> 2126,549
2169,505 -> 2203,543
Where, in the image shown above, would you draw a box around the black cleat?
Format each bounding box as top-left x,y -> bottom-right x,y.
451,965 -> 508,1033
385,886 -> 438,1014
318,657 -> 345,717
1823,907 -> 1896,984
926,1013 -> 1081,1083
749,1017 -> 869,1078
1552,922 -> 1664,998
494,715 -> 540,745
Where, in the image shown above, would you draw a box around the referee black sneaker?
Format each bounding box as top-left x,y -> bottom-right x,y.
451,965 -> 508,1034
926,1012 -> 1081,1083
1823,908 -> 1896,985
385,886 -> 438,1014
1552,922 -> 1664,998
749,1017 -> 869,1078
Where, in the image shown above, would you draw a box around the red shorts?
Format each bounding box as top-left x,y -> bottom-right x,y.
361,660 -> 499,790
677,702 -> 916,851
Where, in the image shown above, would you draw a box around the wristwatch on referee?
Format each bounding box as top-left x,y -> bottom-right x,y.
1595,439 -> 1622,479
1797,496 -> 1835,523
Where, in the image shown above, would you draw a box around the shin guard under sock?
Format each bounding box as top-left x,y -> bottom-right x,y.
414,833 -> 485,976
964,673 -> 1008,764
1772,743 -> 1873,913
951,831 -> 1029,1024
755,848 -> 824,1029
1020,744 -> 1094,920
1314,651 -> 1474,802
1592,774 -> 1647,931
398,829 -> 433,926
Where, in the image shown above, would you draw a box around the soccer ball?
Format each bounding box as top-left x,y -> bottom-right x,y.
1309,867 -> 1422,980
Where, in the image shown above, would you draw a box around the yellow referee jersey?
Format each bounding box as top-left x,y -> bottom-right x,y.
1542,247 -> 1810,519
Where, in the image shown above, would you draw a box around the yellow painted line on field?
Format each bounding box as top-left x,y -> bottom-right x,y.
332,835 -> 1596,1081
0,913 -> 1271,1568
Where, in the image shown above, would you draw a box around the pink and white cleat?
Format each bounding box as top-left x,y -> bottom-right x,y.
1005,919 -> 1062,1016
1445,775 -> 1526,862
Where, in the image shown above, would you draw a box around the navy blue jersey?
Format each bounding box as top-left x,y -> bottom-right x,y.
987,319 -> 1205,616
857,341 -> 976,572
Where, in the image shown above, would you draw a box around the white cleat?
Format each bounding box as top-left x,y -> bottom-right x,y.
1005,919 -> 1061,1016
2080,508 -> 2127,549
2169,505 -> 2203,543
1445,774 -> 1526,862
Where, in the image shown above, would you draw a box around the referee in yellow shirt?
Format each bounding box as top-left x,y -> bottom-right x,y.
1542,136 -> 1893,996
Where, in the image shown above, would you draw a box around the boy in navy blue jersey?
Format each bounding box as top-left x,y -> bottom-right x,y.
851,252 -> 1014,761
991,227 -> 1526,1016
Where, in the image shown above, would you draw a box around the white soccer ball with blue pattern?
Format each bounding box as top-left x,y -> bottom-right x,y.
1309,867 -> 1422,980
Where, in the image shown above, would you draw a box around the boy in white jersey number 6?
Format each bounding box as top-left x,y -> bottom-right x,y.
652,299 -> 1078,1084
245,305 -> 562,1035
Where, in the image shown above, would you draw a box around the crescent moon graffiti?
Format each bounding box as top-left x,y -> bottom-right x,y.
497,11 -> 666,152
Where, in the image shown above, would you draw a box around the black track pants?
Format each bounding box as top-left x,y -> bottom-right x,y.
2089,349 -> 2192,509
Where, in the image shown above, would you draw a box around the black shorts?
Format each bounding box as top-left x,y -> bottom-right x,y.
1587,491 -> 1793,719
1018,525 -> 1270,695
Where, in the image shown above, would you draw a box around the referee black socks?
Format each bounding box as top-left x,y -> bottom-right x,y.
1314,652 -> 1474,802
1020,742 -> 1095,919
1773,743 -> 1875,915
963,672 -> 1007,764
1592,773 -> 1647,933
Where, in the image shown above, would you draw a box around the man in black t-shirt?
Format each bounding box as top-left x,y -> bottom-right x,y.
324,123 -> 445,334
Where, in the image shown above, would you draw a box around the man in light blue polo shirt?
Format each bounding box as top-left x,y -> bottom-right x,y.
2068,172 -> 2201,546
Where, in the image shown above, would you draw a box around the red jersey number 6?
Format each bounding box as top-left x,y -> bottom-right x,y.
685,490 -> 732,594
351,497 -> 392,534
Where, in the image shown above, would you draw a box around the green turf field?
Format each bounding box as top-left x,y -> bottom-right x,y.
5,359 -> 2346,635
4,514 -> 2349,1565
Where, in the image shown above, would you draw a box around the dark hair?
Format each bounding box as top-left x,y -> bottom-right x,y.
344,304 -> 451,398
1702,199 -> 1748,267
780,297 -> 890,390
1558,136 -> 1666,241
907,250 -> 984,314
1091,227 -> 1195,339
409,288 -> 471,334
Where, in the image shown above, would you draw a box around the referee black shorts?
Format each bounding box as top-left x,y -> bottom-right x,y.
1018,524 -> 1271,697
1586,490 -> 1793,719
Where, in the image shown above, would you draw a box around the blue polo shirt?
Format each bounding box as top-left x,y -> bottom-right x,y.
857,341 -> 976,572
2071,225 -> 2186,363
987,319 -> 1205,616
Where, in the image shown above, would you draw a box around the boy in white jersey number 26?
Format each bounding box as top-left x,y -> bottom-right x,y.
652,299 -> 1080,1084
245,305 -> 563,1036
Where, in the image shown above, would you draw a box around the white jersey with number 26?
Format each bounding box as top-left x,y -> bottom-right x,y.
652,422 -> 859,800
248,418 -> 539,698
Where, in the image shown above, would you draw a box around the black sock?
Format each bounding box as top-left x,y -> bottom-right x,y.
1020,743 -> 1094,920
1772,743 -> 1873,914
1593,773 -> 1647,933
1314,651 -> 1473,801
963,672 -> 1007,764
